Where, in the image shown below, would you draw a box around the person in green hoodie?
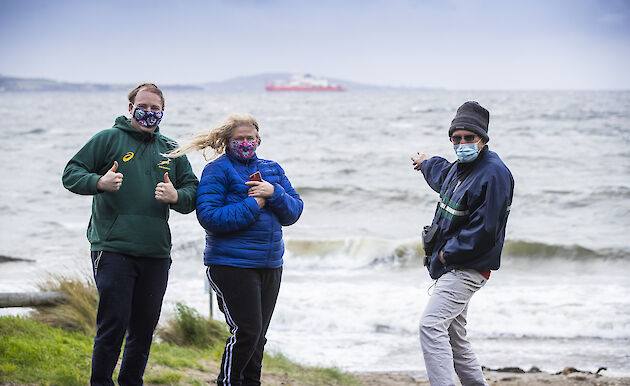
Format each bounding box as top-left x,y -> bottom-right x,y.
62,83 -> 199,386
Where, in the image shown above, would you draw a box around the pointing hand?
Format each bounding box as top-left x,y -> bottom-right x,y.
97,161 -> 124,192
411,152 -> 429,171
155,172 -> 178,204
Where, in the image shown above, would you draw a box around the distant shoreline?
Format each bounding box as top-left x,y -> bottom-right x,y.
0,73 -> 438,93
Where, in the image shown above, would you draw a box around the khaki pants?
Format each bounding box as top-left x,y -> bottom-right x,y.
419,269 -> 488,386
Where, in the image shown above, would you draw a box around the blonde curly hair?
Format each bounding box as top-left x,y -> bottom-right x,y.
167,113 -> 260,160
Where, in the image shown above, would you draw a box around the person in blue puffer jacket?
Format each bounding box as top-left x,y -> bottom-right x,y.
168,113 -> 303,386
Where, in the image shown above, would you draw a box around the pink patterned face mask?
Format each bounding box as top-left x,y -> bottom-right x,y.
229,139 -> 258,159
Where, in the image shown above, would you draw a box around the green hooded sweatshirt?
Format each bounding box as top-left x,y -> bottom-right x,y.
62,116 -> 199,258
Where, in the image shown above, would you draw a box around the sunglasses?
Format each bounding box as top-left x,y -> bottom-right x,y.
450,134 -> 478,144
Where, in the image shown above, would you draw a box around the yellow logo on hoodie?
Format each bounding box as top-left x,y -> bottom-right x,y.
157,159 -> 171,170
122,152 -> 134,162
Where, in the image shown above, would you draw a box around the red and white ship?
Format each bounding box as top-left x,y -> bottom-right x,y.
265,74 -> 346,91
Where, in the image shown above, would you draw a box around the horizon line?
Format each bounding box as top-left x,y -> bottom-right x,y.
1,73 -> 628,92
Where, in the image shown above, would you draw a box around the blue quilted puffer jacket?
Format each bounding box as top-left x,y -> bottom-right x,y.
196,151 -> 303,268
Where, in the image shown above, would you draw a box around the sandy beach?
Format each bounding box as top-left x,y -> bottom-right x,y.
353,368 -> 630,386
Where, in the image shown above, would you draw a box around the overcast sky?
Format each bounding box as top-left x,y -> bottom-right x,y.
1,0 -> 629,89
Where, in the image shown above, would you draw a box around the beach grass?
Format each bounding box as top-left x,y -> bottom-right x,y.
31,274 -> 98,335
0,275 -> 358,385
157,302 -> 230,350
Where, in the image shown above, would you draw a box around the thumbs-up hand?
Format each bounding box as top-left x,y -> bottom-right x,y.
96,161 -> 124,192
155,172 -> 178,204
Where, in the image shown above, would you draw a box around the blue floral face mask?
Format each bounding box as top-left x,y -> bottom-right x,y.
132,107 -> 163,128
454,142 -> 480,163
229,139 -> 258,159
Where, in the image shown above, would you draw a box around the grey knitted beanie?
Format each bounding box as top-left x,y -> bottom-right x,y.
448,101 -> 489,142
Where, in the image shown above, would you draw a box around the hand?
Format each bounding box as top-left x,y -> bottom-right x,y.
97,161 -> 124,192
155,172 -> 178,204
254,196 -> 266,209
411,152 -> 429,171
245,180 -> 274,198
438,250 -> 446,264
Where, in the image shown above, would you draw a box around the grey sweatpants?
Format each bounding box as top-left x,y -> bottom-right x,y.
419,269 -> 488,386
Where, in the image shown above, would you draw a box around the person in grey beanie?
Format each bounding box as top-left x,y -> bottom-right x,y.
411,101 -> 514,385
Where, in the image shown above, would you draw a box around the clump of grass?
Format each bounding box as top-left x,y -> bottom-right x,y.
157,303 -> 229,349
31,274 -> 98,335
32,274 -> 98,334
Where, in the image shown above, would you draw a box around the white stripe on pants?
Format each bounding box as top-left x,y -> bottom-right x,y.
419,269 -> 488,386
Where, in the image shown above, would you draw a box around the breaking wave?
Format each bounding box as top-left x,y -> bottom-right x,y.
284,237 -> 629,267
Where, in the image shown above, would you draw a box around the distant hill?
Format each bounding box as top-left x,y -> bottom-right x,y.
0,75 -> 122,92
0,73 -> 422,92
0,75 -> 203,92
201,73 -> 401,92
202,73 -> 289,92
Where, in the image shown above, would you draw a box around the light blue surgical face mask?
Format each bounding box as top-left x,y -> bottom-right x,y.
454,142 -> 480,163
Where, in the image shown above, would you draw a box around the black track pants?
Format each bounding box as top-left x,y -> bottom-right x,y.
90,251 -> 170,386
207,265 -> 282,386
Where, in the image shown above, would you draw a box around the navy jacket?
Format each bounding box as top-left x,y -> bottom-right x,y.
196,151 -> 303,268
420,147 -> 514,279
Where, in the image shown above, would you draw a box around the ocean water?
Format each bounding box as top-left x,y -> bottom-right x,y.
0,90 -> 629,377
